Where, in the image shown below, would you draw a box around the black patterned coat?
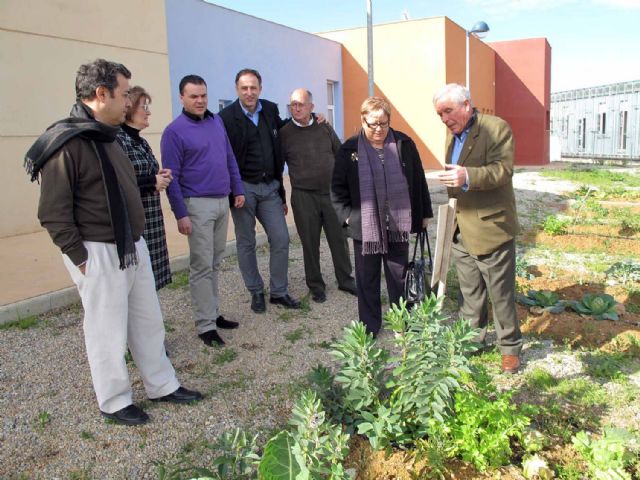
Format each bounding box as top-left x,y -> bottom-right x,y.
116,126 -> 172,289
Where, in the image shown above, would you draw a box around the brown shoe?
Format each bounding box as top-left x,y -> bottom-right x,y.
501,355 -> 521,374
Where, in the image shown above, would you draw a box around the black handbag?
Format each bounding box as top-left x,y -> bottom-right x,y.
403,229 -> 433,304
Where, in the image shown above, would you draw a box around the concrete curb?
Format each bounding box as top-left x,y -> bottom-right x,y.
0,226 -> 296,325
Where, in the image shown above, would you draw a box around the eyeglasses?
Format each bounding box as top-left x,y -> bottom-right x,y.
290,102 -> 308,109
363,119 -> 389,130
139,103 -> 151,113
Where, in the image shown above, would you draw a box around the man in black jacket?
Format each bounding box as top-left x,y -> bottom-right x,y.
219,69 -> 300,313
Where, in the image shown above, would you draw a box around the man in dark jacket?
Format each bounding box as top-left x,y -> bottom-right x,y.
26,59 -> 201,426
219,69 -> 301,314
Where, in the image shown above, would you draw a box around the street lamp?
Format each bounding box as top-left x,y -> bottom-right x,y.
367,0 -> 374,96
466,20 -> 490,89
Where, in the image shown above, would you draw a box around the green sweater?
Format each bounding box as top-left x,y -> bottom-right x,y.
280,120 -> 341,194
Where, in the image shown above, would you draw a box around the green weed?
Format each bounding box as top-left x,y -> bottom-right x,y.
167,270 -> 189,289
0,316 -> 39,330
284,327 -> 306,344
212,348 -> 238,365
526,368 -> 558,390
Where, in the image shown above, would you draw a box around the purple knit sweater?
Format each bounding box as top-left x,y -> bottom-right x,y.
161,112 -> 244,219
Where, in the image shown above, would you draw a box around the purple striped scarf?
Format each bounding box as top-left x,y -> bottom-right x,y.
357,130 -> 411,254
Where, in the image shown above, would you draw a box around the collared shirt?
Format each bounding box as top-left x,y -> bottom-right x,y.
182,108 -> 214,122
291,116 -> 314,128
450,111 -> 477,190
240,101 -> 263,126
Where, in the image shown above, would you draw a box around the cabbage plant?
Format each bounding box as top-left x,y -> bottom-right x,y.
516,290 -> 567,314
570,293 -> 619,321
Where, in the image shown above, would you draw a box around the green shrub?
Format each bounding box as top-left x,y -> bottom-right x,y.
542,215 -> 570,236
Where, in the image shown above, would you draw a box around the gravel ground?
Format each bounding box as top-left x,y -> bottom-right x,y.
1,168 -> 638,479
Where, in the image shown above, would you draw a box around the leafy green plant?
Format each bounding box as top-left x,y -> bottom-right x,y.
516,256 -> 535,280
516,289 -> 568,313
324,296 -> 478,452
606,261 -> 640,284
569,293 -> 619,320
445,388 -> 533,471
542,215 -> 570,236
258,390 -> 350,479
572,428 -> 640,480
208,428 -> 260,479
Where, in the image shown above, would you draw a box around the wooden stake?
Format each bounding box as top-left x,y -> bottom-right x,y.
431,198 -> 457,298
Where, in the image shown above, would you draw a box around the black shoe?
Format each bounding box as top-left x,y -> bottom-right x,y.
311,291 -> 327,303
152,386 -> 203,404
198,329 -> 225,346
216,315 -> 239,329
101,404 -> 149,426
251,293 -> 266,313
270,294 -> 301,309
338,283 -> 357,296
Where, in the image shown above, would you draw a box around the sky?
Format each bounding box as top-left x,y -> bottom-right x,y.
206,0 -> 640,92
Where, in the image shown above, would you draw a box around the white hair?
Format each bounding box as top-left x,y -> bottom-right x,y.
432,83 -> 471,106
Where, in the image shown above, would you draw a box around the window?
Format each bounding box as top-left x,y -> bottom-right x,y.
577,118 -> 586,149
326,81 -> 336,127
218,99 -> 232,112
618,102 -> 629,150
597,103 -> 607,135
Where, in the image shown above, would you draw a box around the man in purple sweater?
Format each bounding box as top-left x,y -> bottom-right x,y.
161,75 -> 245,346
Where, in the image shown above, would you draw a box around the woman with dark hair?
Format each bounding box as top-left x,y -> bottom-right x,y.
331,97 -> 433,337
116,86 -> 173,289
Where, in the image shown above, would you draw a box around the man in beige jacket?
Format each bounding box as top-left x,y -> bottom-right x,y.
433,83 -> 522,374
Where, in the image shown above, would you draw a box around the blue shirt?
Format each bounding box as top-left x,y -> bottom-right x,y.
240,100 -> 263,126
451,127 -> 471,190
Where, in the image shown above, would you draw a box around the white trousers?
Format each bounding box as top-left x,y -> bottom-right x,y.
63,239 -> 180,413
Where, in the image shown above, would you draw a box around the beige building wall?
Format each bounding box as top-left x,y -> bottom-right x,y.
0,0 -> 172,238
320,16 -> 496,169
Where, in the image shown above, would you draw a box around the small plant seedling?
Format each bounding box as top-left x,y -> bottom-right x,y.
212,347 -> 237,365
35,411 -> 51,432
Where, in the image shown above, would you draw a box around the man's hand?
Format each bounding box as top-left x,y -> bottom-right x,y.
438,164 -> 468,188
283,203 -> 289,216
315,113 -> 327,124
177,216 -> 192,236
78,263 -> 86,275
234,195 -> 245,208
422,218 -> 429,229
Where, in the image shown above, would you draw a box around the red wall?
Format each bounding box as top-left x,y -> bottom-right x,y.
490,38 -> 551,166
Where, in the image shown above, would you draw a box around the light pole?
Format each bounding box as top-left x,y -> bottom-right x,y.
465,21 -> 490,90
367,0 -> 374,96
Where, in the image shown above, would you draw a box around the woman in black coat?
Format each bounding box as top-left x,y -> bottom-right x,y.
331,97 -> 433,336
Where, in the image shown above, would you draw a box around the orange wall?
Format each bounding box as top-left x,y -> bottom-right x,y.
320,17 -> 497,168
490,38 -> 551,165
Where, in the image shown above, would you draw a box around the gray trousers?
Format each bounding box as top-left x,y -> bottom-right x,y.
451,233 -> 522,356
185,197 -> 229,334
290,188 -> 354,295
230,180 -> 290,297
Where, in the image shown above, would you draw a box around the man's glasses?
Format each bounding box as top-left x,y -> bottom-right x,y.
363,119 -> 389,130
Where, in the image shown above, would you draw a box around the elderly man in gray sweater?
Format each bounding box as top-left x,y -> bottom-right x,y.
279,88 -> 356,303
